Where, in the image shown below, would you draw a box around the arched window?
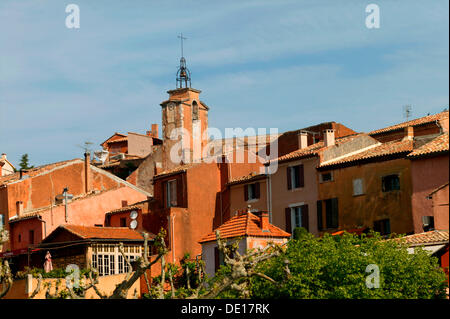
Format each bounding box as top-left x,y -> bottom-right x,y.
192,101 -> 199,121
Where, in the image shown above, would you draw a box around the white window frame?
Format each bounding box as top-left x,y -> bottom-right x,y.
290,206 -> 303,234
320,171 -> 334,183
92,244 -> 143,276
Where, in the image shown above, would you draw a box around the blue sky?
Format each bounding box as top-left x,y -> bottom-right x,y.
0,0 -> 448,167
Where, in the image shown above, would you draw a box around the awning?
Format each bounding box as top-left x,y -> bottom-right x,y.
407,244 -> 446,255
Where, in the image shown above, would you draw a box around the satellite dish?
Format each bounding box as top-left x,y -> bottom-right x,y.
130,220 -> 138,230
130,210 -> 138,220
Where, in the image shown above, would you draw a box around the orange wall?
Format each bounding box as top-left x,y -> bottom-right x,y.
270,157 -> 319,235
411,154 -> 449,233
229,178 -> 268,215
432,184 -> 449,231
318,158 -> 413,235
9,186 -> 148,250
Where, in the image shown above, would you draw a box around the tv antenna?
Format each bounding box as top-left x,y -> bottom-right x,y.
403,105 -> 412,121
76,141 -> 94,154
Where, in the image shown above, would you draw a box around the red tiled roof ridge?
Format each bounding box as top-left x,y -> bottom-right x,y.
59,224 -> 151,241
319,138 -> 414,168
199,211 -> 290,243
369,110 -> 449,135
391,230 -> 449,246
407,133 -> 449,158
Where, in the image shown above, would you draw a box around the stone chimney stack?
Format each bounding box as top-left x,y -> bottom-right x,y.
16,201 -> 24,217
324,129 -> 335,147
298,131 -> 308,149
260,212 -> 270,231
84,152 -> 91,194
404,126 -> 414,140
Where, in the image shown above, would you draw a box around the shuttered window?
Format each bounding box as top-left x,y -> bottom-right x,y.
287,205 -> 309,234
287,164 -> 304,189
317,201 -> 323,231
325,198 -> 339,229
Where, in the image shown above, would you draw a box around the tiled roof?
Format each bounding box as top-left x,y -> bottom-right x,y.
394,230 -> 449,247
106,205 -> 141,215
58,225 -> 151,241
407,133 -> 449,158
319,139 -> 413,168
0,159 -> 81,185
369,111 -> 449,135
99,160 -> 121,169
154,163 -> 199,179
269,133 -> 362,165
227,173 -> 267,186
199,211 -> 291,243
106,137 -> 128,144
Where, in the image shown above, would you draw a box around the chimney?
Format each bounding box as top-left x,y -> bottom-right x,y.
122,200 -> 128,207
1,153 -> 6,161
16,201 -> 23,217
324,129 -> 335,147
403,126 -> 414,140
84,152 -> 91,194
260,212 -> 270,231
298,131 -> 308,149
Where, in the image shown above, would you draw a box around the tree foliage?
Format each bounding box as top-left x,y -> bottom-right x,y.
250,231 -> 447,299
18,153 -> 34,170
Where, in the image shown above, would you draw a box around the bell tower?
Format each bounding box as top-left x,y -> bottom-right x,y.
160,34 -> 209,170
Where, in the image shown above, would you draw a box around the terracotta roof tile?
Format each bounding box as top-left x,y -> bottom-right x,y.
199,211 -> 290,243
106,205 -> 141,215
154,163 -> 199,179
369,111 -> 449,135
407,133 -> 449,158
227,173 -> 267,186
0,159 -> 81,185
106,137 -> 128,144
393,230 -> 449,247
60,225 -> 151,241
319,139 -> 413,168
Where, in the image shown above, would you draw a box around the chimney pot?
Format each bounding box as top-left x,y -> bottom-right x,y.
84,152 -> 91,194
324,129 -> 335,147
260,212 -> 270,231
298,131 -> 308,149
16,201 -> 24,217
404,126 -> 414,140
151,124 -> 159,138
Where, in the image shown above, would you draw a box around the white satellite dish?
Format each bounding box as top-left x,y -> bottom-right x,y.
94,150 -> 109,164
130,210 -> 138,220
130,220 -> 138,230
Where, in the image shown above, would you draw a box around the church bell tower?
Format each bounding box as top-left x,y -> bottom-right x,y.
160,34 -> 209,169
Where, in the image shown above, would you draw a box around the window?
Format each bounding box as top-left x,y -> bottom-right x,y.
287,164 -> 304,190
325,198 -> 339,229
373,219 -> 391,236
0,214 -> 4,229
92,244 -> 142,276
192,101 -> 199,121
285,204 -> 309,233
353,178 -> 364,196
120,218 -> 127,227
18,234 -> 21,243
165,179 -> 177,207
214,246 -> 225,272
317,201 -> 323,231
29,230 -> 34,245
382,174 -> 400,192
244,182 -> 260,201
320,172 -> 333,183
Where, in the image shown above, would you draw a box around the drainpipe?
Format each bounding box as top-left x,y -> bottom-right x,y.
172,213 -> 176,262
265,165 -> 273,223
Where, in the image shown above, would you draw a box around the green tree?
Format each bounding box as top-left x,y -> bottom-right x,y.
250,232 -> 447,299
18,154 -> 34,170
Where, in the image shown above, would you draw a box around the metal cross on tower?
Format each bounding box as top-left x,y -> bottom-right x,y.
176,33 -> 191,88
178,33 -> 187,58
